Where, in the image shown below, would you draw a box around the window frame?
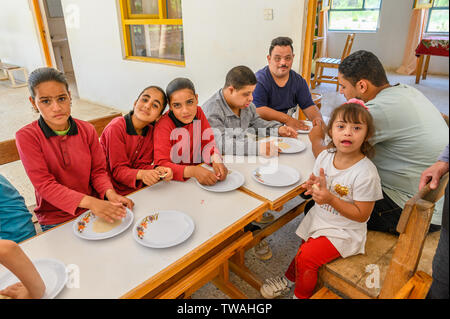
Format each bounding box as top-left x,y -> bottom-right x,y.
425,0 -> 449,35
327,0 -> 383,32
119,0 -> 185,66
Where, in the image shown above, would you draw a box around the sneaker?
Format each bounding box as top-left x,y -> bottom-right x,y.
260,276 -> 293,299
253,239 -> 273,260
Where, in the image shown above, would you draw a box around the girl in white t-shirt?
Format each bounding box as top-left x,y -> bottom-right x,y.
261,99 -> 383,299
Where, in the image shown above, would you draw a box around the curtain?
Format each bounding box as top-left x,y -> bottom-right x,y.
396,8 -> 429,75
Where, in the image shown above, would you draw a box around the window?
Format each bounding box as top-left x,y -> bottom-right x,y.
426,0 -> 449,34
328,0 -> 382,32
119,0 -> 184,66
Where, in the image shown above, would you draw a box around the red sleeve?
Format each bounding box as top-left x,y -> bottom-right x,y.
198,107 -> 221,164
100,120 -> 140,189
15,127 -> 85,215
153,117 -> 188,181
84,123 -> 114,198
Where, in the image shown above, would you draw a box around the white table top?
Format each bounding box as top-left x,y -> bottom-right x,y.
223,134 -> 316,205
0,179 -> 266,299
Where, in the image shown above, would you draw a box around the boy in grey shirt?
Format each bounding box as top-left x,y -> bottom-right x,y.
203,65 -> 297,156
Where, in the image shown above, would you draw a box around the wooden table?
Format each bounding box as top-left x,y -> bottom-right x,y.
222,134 -> 316,291
415,36 -> 449,84
0,179 -> 268,299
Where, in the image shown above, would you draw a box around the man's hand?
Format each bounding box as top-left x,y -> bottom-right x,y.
284,117 -> 310,131
419,161 -> 449,190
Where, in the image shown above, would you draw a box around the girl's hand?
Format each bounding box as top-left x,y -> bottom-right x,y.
310,168 -> 332,205
304,172 -> 320,195
154,166 -> 173,182
0,282 -> 35,299
138,169 -> 161,186
193,166 -> 219,186
309,119 -> 326,141
278,126 -> 298,138
105,189 -> 134,210
212,162 -> 228,181
82,197 -> 126,223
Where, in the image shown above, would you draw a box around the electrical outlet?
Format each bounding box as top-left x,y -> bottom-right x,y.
264,8 -> 273,20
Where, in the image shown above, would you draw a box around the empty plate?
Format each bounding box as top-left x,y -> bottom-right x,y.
196,170 -> 245,192
0,258 -> 67,299
252,164 -> 300,187
133,210 -> 195,248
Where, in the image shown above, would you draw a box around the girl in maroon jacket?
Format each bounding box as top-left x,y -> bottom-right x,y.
15,67 -> 133,231
100,86 -> 173,195
154,78 -> 228,185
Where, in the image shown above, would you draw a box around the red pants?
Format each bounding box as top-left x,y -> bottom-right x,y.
285,236 -> 341,299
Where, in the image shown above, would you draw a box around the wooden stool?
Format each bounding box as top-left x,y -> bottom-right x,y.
0,62 -> 29,88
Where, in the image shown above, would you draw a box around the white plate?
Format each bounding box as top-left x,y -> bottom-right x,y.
196,170 -> 245,192
133,210 -> 195,248
276,137 -> 306,154
252,164 -> 301,187
0,258 -> 67,299
73,208 -> 134,240
297,121 -> 313,134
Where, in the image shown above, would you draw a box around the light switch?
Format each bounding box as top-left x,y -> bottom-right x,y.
264,8 -> 273,20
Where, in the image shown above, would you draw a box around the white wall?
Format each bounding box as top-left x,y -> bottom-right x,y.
0,0 -> 45,80
326,0 -> 449,75
61,0 -> 306,111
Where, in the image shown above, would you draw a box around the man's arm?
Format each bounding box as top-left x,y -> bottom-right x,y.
302,104 -> 323,122
419,144 -> 449,190
256,106 -> 309,131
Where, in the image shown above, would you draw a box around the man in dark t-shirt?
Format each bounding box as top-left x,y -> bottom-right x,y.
253,37 -> 323,131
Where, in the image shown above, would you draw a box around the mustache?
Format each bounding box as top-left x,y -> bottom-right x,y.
279,65 -> 288,68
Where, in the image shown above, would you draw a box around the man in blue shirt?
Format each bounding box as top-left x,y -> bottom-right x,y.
253,37 -> 323,131
0,174 -> 36,243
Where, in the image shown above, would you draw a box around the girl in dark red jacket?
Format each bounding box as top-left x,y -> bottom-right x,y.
154,78 -> 228,185
100,86 -> 173,195
15,67 -> 133,231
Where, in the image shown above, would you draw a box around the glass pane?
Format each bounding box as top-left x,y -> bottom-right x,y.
365,0 -> 382,9
130,25 -> 184,61
328,10 -> 380,31
433,0 -> 449,7
167,0 -> 182,18
332,0 -> 363,10
427,9 -> 449,32
129,0 -> 158,15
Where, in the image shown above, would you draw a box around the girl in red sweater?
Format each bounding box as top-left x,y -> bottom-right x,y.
154,78 -> 228,185
100,86 -> 173,195
15,67 -> 133,231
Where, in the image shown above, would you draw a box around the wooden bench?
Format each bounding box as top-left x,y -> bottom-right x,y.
313,172 -> 448,299
0,112 -> 123,231
0,62 -> 29,88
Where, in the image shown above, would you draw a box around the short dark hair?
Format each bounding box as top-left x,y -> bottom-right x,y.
28,67 -> 69,99
269,36 -> 294,56
338,50 -> 389,87
136,85 -> 167,113
166,77 -> 196,103
224,66 -> 257,90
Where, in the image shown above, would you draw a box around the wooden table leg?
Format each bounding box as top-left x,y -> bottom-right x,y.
423,55 -> 431,80
416,55 -> 424,84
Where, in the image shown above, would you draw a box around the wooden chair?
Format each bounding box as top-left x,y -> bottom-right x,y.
311,33 -> 355,91
0,60 -> 29,88
312,172 -> 449,299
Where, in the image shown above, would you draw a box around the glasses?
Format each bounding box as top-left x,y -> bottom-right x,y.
272,55 -> 293,63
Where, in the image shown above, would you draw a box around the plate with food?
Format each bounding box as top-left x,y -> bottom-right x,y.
133,210 -> 195,248
196,170 -> 245,192
297,121 -> 313,134
252,164 -> 300,187
0,258 -> 67,299
275,137 -> 306,154
73,207 -> 134,240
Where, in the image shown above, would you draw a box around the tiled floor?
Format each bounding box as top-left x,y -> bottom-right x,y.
0,70 -> 448,299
